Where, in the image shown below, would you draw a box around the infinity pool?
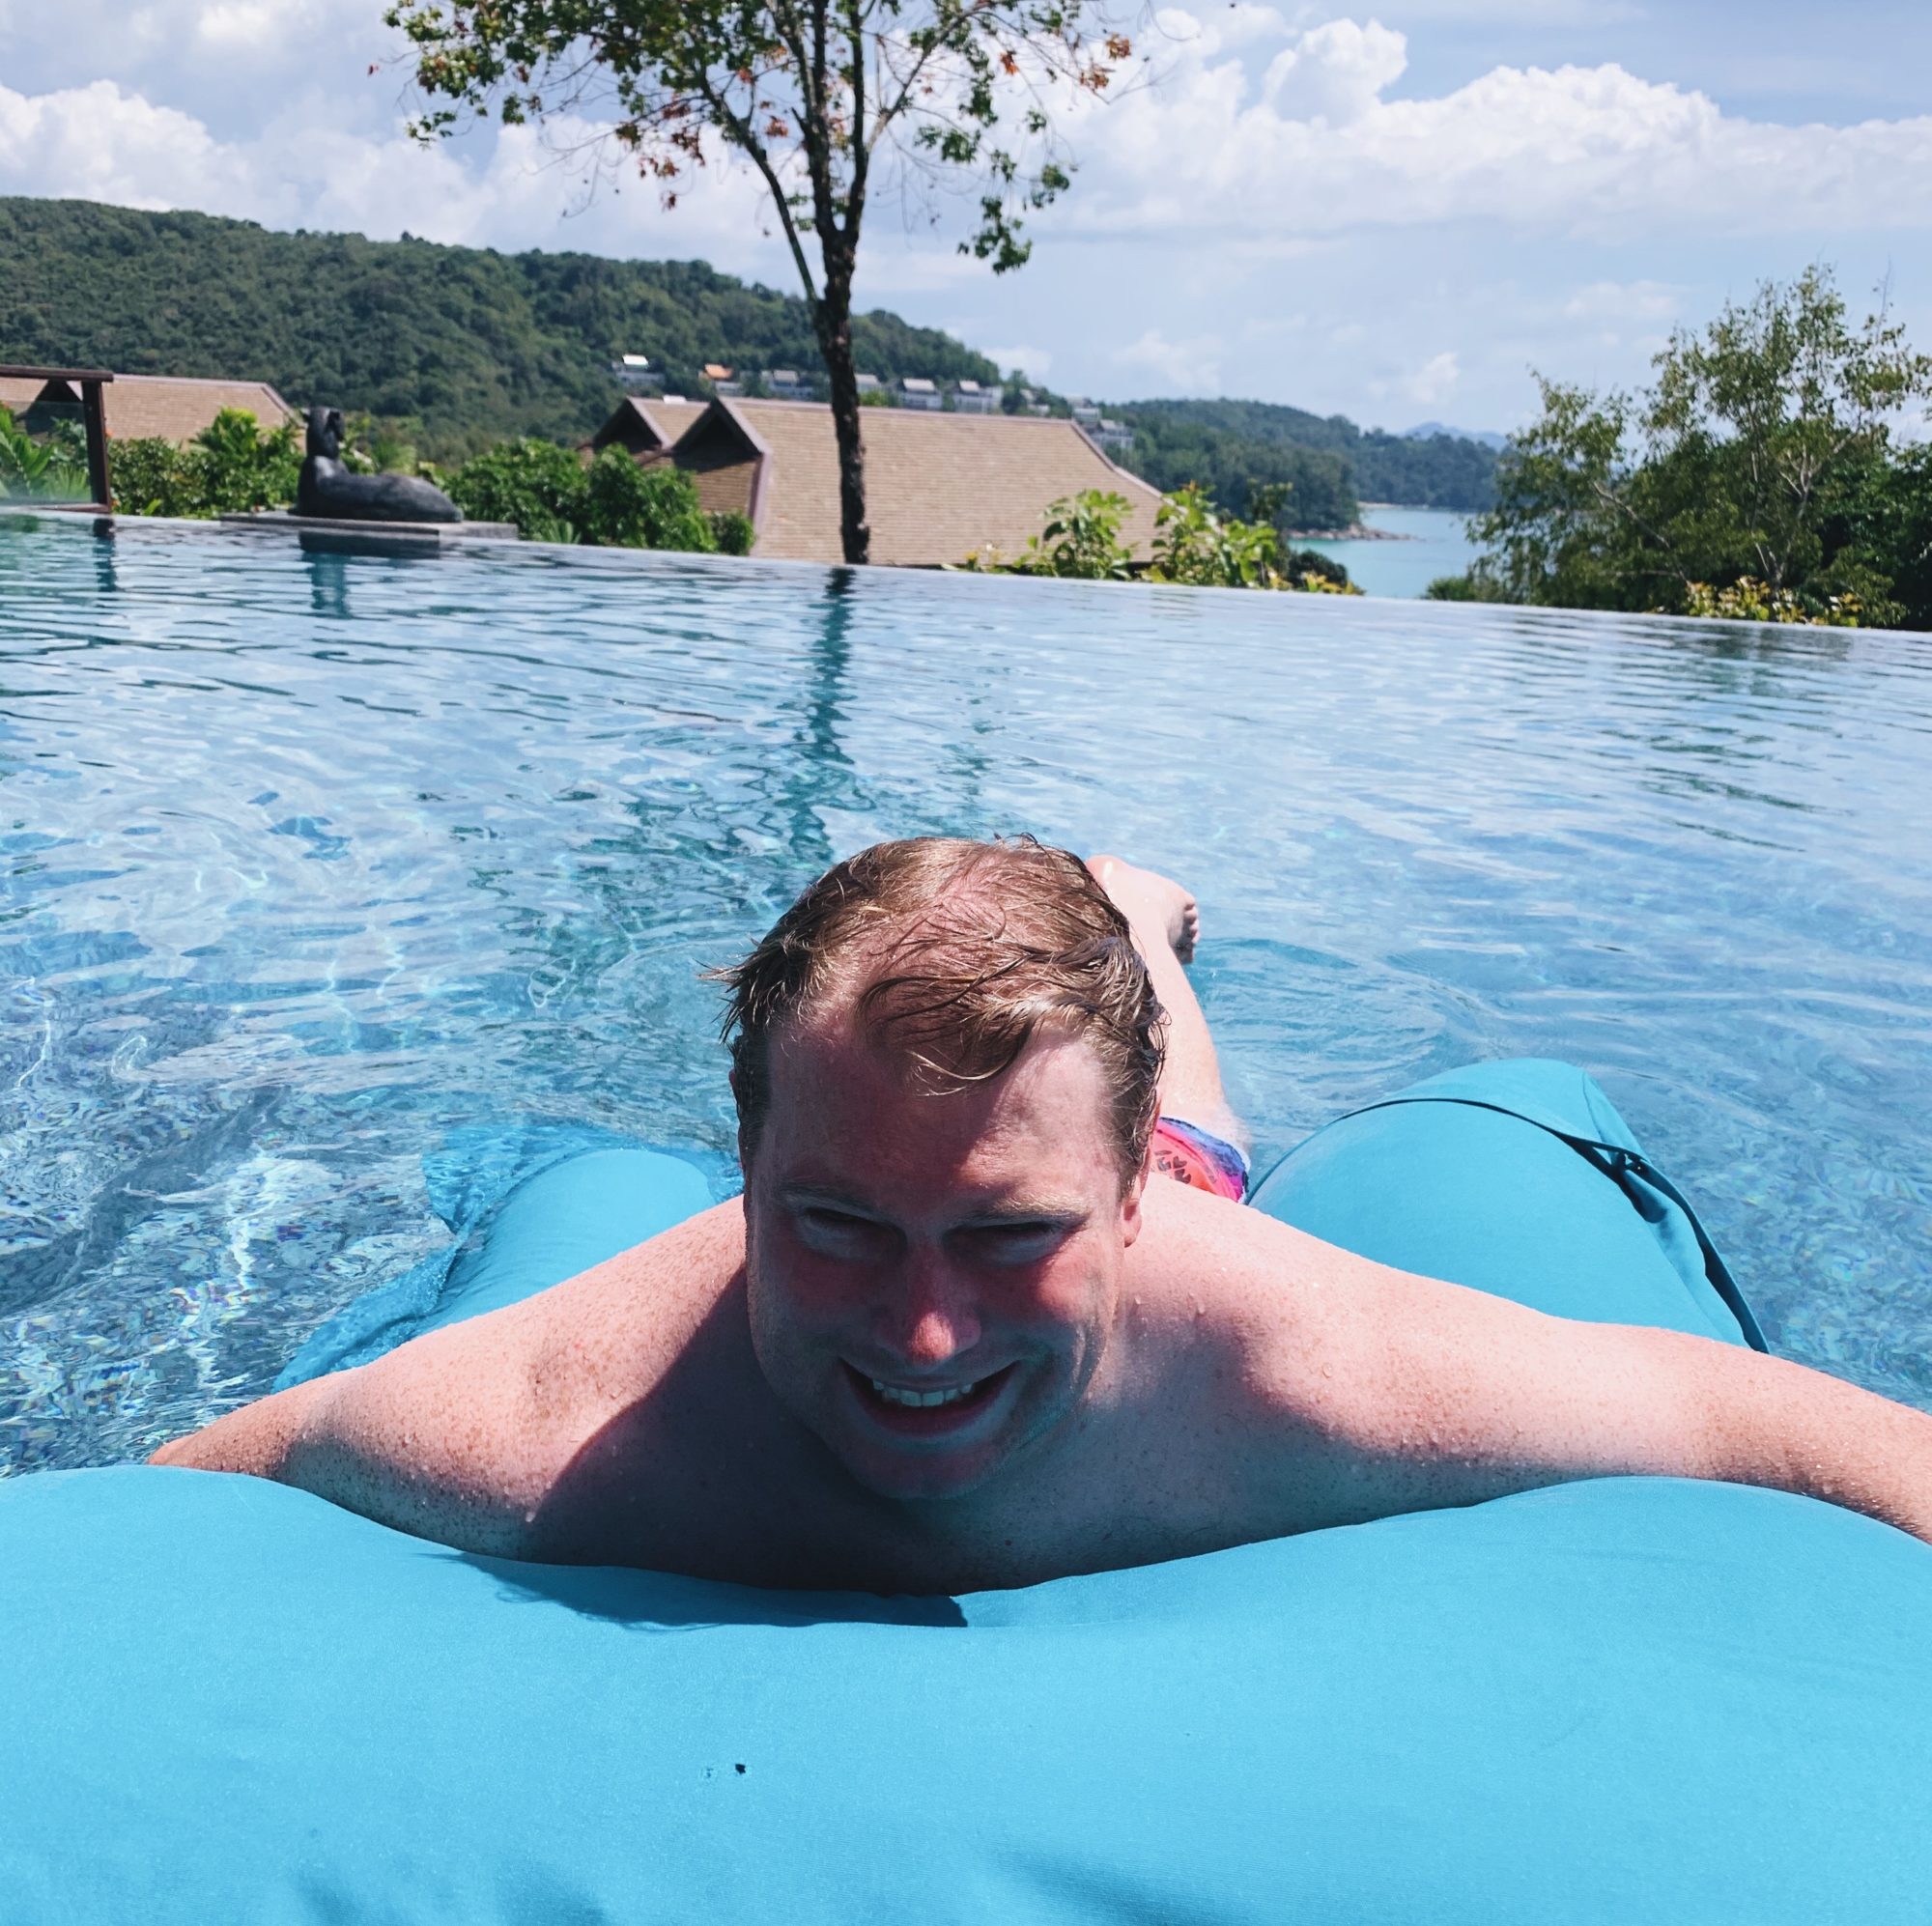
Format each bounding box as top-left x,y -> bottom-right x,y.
3,515 -> 1929,1471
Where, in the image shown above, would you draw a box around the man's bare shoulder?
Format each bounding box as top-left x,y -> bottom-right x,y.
152,1199 -> 754,1554
1122,1178 -> 1382,1355
518,1198 -> 750,1416
1119,1178 -> 1533,1452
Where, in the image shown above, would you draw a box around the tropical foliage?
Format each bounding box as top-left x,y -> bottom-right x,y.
967,486 -> 1360,591
0,409 -> 90,499
442,438 -> 588,544
95,414 -> 736,556
109,410 -> 302,518
1150,483 -> 1357,591
444,440 -> 745,552
1438,269 -> 1932,629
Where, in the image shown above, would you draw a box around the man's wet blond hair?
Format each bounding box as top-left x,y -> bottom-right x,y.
715,836 -> 1166,1183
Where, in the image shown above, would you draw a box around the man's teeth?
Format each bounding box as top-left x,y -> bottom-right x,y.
870,1377 -> 980,1409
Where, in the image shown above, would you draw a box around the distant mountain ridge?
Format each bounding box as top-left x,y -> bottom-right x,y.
1403,420 -> 1509,451
0,196 -> 1498,508
0,197 -> 996,459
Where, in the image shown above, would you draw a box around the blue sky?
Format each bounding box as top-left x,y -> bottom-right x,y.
3,0 -> 1928,431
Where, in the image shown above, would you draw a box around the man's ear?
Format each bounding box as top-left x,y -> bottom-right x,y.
1121,1139 -> 1154,1245
729,1069 -> 756,1176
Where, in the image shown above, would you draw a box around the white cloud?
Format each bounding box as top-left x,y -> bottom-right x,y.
1402,349 -> 1461,404
1561,277 -> 1681,321
0,81 -> 256,213
1054,14 -> 1932,242
980,344 -> 1054,380
1262,18 -> 1408,126
1112,326 -> 1225,392
0,78 -> 787,269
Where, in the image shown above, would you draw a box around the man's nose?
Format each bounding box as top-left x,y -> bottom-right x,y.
880,1248 -> 981,1367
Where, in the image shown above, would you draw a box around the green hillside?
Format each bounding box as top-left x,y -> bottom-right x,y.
0,198 -> 1498,509
0,197 -> 997,458
1121,398 -> 1496,520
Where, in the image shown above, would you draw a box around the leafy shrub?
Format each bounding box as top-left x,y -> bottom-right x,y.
0,407 -> 91,499
710,510 -> 756,556
197,410 -> 300,512
1285,547 -> 1350,589
1424,571 -> 1507,603
1150,484 -> 1364,592
106,409 -> 298,517
1014,490 -> 1136,580
1151,483 -> 1279,587
583,450 -> 717,552
1683,578 -> 1866,628
446,438 -> 588,543
110,437 -> 202,516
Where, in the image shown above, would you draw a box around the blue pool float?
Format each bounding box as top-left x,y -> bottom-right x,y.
3,1061 -> 1929,1922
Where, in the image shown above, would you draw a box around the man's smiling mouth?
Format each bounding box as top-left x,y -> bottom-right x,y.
870,1377 -> 980,1408
843,1363 -> 1015,1427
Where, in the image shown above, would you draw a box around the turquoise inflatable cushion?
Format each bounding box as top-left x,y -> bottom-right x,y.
2,1062 -> 1926,1923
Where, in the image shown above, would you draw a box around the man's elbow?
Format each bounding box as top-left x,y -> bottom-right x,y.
146,1379 -> 333,1480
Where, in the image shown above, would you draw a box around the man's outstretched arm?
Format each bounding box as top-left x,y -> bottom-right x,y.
147,1202 -> 748,1556
1228,1204 -> 1932,1544
147,1318 -> 553,1557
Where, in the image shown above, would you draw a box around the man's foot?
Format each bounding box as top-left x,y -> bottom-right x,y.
1088,856 -> 1200,965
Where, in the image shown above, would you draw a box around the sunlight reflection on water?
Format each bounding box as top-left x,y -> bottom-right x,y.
2,515 -> 1929,1469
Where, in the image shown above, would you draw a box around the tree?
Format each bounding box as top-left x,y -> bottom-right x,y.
1467,268 -> 1932,620
388,0 -> 1136,564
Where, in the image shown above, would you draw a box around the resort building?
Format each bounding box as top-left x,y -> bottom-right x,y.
588,394 -> 1162,567
952,380 -> 1002,414
610,354 -> 663,393
0,372 -> 297,443
898,378 -> 943,411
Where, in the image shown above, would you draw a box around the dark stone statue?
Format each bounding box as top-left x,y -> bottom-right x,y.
297,407 -> 462,524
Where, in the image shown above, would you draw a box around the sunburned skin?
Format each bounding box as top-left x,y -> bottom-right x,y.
155,1012 -> 1932,1594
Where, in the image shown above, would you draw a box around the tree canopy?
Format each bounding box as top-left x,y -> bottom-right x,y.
385,0 -> 1139,560
1458,268 -> 1932,628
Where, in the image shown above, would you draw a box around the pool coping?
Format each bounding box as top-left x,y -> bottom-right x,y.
6,502 -> 1931,642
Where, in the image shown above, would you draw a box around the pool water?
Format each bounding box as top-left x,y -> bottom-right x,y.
3,516 -> 1929,1473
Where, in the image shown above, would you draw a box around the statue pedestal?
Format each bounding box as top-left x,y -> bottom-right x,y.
219,512 -> 522,552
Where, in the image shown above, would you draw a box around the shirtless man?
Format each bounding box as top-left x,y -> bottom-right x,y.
154,836 -> 1932,1592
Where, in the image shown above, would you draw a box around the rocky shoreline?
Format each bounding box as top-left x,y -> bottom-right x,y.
1284,522 -> 1416,542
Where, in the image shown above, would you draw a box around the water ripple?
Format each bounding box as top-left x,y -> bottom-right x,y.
2,517 -> 1929,1468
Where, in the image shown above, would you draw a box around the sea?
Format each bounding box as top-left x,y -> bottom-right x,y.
1298,505 -> 1480,600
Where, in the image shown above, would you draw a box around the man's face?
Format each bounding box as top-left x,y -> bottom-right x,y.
740,1013 -> 1146,1506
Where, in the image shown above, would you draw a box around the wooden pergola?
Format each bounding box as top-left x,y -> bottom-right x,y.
0,365 -> 114,512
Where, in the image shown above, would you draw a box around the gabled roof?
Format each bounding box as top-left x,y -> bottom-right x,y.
656,397 -> 1163,566
0,373 -> 297,444
590,396 -> 708,455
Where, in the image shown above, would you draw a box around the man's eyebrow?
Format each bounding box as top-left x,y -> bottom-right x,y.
777,1182 -> 880,1210
776,1182 -> 1082,1223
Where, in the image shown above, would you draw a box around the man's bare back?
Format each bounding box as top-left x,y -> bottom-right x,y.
155,839 -> 1932,1587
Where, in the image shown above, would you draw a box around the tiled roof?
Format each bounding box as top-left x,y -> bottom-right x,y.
684,399 -> 1163,566
0,374 -> 297,445
591,397 -> 708,454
